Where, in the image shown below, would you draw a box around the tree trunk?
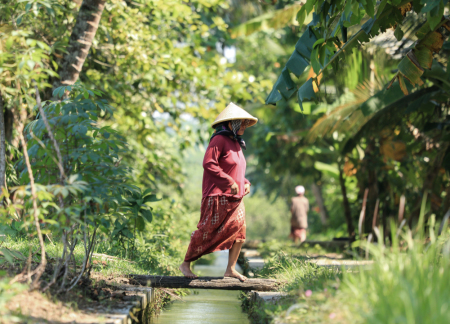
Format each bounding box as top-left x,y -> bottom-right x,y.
10,108 -> 27,151
311,182 -> 329,225
127,275 -> 280,291
0,92 -> 6,192
52,0 -> 106,90
4,107 -> 13,143
338,163 -> 355,238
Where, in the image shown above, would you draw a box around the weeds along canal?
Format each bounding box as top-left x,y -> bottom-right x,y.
151,250 -> 249,324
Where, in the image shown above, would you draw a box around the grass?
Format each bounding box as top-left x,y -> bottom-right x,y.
342,225 -> 450,324
256,238 -> 348,260
1,236 -> 151,277
248,221 -> 450,324
0,233 -> 184,323
241,250 -> 344,324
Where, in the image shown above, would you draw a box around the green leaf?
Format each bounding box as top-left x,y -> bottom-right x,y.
318,44 -> 326,66
297,78 -> 316,112
427,2 -> 444,30
143,194 -> 161,203
101,218 -> 110,229
313,38 -> 325,49
412,0 -> 424,12
122,229 -> 134,239
398,52 -> 424,86
136,216 -> 145,231
295,27 -> 318,58
311,47 -> 321,74
376,0 -> 389,16
304,0 -> 315,14
0,248 -> 25,264
420,0 -> 441,13
360,83 -> 404,116
296,6 -> 306,26
278,69 -> 297,100
265,132 -> 275,141
314,161 -> 339,176
142,188 -> 153,197
0,248 -> 14,265
363,0 -> 375,18
405,93 -> 434,113
414,47 -> 433,69
141,209 -> 153,223
286,50 -> 310,77
58,87 -> 65,98
394,26 -> 404,41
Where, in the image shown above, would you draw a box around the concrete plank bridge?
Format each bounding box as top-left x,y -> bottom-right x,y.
126,275 -> 279,292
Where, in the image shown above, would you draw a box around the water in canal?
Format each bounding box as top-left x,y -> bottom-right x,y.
151,250 -> 250,324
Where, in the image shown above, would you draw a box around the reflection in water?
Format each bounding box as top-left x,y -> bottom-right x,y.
151,251 -> 249,324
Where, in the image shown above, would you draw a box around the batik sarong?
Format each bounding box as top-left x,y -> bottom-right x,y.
184,196 -> 246,262
289,226 -> 306,242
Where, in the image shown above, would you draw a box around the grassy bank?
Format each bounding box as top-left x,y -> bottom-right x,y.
0,234 -> 181,323
245,225 -> 450,324
0,198 -> 197,322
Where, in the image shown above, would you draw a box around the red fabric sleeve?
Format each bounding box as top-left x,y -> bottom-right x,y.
203,137 -> 235,190
244,178 -> 251,185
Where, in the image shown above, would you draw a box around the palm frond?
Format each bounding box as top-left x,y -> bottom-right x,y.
230,3 -> 302,38
306,75 -> 390,143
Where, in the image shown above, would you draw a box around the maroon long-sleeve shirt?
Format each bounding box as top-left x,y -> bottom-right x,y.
202,135 -> 250,199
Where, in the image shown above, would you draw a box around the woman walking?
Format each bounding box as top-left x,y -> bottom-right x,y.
179,103 -> 257,281
289,185 -> 309,243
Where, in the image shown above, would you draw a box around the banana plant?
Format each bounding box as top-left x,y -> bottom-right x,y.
266,0 -> 450,108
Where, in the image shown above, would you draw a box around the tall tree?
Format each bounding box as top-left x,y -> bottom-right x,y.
0,92 -> 5,192
53,0 -> 106,90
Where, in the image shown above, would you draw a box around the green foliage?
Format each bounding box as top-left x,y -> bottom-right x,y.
0,24 -> 57,107
231,3 -> 302,38
253,224 -> 450,323
345,229 -> 450,323
266,0 -> 449,107
239,0 -> 450,238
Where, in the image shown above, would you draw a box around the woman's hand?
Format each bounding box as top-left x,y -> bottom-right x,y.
231,182 -> 239,195
244,183 -> 251,196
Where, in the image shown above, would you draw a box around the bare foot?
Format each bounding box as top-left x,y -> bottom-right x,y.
224,268 -> 247,282
179,261 -> 198,279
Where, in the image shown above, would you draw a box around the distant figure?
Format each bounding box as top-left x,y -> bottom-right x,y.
290,186 -> 309,243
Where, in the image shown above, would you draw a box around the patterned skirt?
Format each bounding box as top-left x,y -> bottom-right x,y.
290,226 -> 306,239
184,196 -> 246,262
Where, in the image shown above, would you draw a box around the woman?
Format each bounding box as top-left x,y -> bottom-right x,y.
179,102 -> 258,281
289,185 -> 309,243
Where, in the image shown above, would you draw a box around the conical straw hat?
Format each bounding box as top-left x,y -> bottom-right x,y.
211,102 -> 258,128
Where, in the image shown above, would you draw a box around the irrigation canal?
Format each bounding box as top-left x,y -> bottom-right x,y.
151,250 -> 250,323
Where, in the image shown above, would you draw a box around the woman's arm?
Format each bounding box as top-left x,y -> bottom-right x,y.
203,137 -> 235,191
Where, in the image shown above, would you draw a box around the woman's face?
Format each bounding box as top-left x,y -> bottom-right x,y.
237,121 -> 248,135
229,120 -> 249,135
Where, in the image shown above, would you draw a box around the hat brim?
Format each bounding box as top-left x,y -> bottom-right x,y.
211,117 -> 258,128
